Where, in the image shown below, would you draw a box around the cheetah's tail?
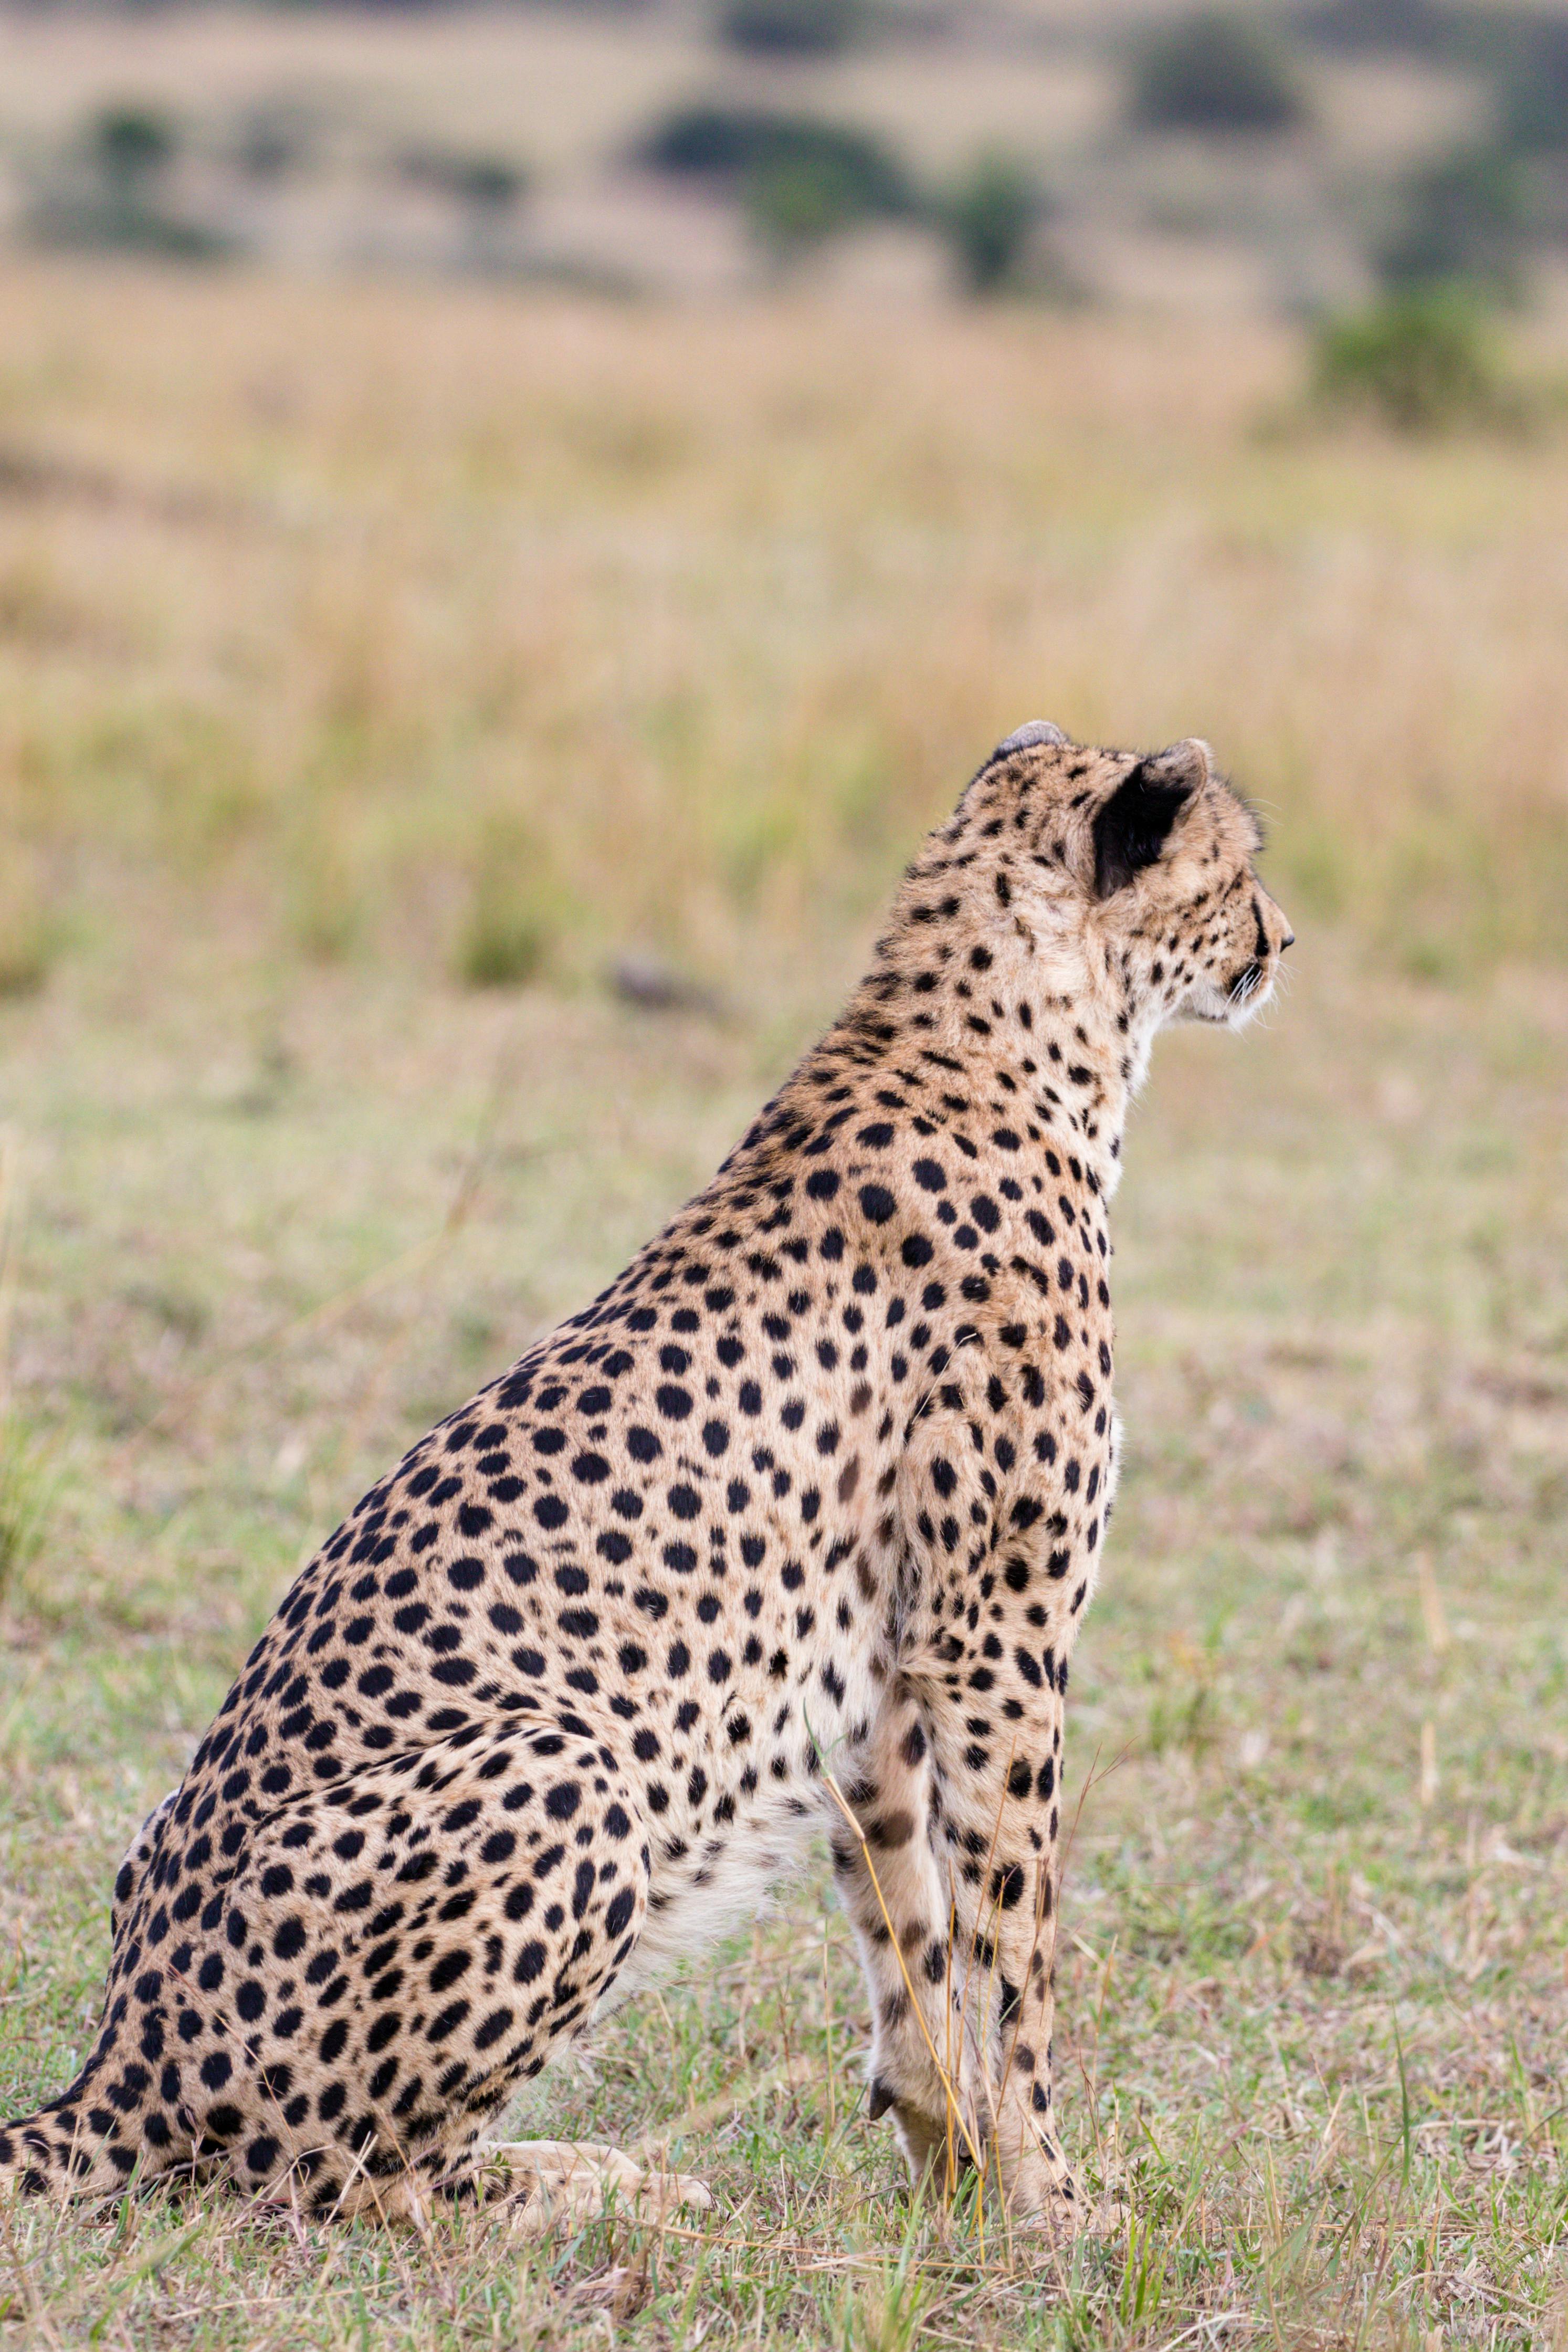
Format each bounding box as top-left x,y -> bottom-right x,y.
0,2043 -> 188,2202
1,1794 -> 194,2201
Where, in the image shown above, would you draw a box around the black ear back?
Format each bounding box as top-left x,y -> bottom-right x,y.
1092,763 -> 1194,898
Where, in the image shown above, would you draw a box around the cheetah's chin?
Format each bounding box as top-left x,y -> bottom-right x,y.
1182,975 -> 1277,1030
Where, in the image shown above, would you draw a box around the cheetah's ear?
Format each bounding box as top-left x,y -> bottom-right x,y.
951,720 -> 1072,832
993,719 -> 1068,757
1092,740 -> 1207,899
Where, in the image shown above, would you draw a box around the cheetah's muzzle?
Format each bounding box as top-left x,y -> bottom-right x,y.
1,728 -> 1290,2234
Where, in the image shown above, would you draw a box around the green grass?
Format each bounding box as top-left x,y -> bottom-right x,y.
1,258 -> 1566,2346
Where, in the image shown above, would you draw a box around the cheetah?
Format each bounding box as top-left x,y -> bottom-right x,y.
1,725 -> 1291,2235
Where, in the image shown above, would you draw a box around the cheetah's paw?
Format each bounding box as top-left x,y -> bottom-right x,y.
473,2140 -> 713,2235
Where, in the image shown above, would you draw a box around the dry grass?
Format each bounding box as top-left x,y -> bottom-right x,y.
3,262 -> 1566,1003
0,257 -> 1566,2346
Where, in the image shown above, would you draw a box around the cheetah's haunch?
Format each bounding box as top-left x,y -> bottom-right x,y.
1,731 -> 1291,2232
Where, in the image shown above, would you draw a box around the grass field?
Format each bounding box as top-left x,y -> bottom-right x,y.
1,258 -> 1566,2347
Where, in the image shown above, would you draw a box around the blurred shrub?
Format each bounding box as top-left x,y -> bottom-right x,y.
1296,0 -> 1460,57
939,151 -> 1041,294
745,156 -> 868,257
231,99 -> 316,183
31,102 -> 229,259
451,159 -> 527,212
398,146 -> 528,212
93,104 -> 178,194
1302,0 -> 1568,149
288,823 -> 363,964
0,854 -> 56,1000
717,0 -> 862,56
0,1415 -> 49,1604
457,891 -> 549,990
639,105 -> 913,219
455,821 -> 555,990
1130,12 -> 1307,134
1497,16 -> 1568,153
396,144 -> 529,274
1312,292 -> 1518,432
1378,144 -> 1527,299
0,917 -> 54,1000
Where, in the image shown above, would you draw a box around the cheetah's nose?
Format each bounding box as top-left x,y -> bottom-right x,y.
1280,931 -> 1295,952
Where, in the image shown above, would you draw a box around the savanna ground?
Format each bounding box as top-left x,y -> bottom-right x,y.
0,259 -> 1566,2347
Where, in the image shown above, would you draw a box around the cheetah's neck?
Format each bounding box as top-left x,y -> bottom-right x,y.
816,917 -> 1139,1201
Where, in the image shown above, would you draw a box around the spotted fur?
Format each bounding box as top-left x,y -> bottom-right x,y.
1,730 -> 1291,2228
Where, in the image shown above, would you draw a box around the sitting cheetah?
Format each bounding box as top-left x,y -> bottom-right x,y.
2,726 -> 1291,2233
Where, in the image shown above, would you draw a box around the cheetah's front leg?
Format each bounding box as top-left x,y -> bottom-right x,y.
911,1668 -> 1079,2236
830,1680 -> 990,2194
834,1672 -> 1078,2233
860,1381 -> 1102,2239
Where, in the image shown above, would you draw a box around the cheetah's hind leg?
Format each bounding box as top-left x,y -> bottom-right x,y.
455,2139 -> 713,2236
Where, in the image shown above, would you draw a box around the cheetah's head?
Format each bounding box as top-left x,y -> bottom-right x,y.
942,723 -> 1293,1038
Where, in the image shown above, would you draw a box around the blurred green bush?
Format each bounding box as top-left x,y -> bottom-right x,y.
639,105 -> 913,221
1296,0 -> 1460,59
1311,292 -> 1518,432
30,103 -> 230,260
1496,15 -> 1568,153
939,152 -> 1041,295
715,0 -> 863,57
1378,144 -> 1528,299
397,145 -> 528,212
1130,11 -> 1307,134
